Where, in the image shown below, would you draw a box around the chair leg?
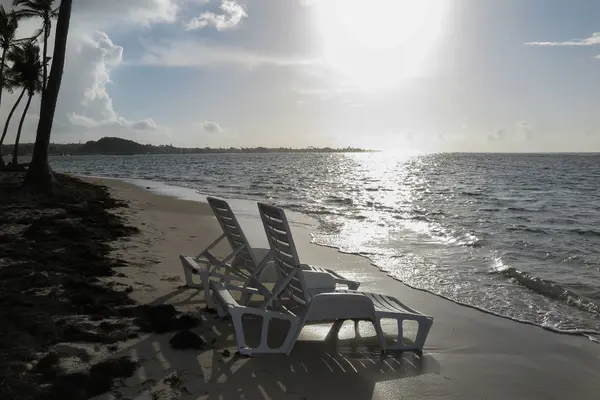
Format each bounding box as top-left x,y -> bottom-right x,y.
283,319 -> 304,356
413,318 -> 433,350
203,277 -> 214,309
180,257 -> 202,288
397,319 -> 404,348
325,319 -> 345,342
228,308 -> 301,356
229,309 -> 250,354
189,267 -> 212,308
353,319 -> 361,338
382,317 -> 432,353
374,318 -> 387,355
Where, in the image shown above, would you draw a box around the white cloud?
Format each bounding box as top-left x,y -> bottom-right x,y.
73,0 -> 186,29
59,31 -> 158,136
68,114 -> 157,131
488,128 -> 505,141
200,121 -> 224,133
2,0 -> 182,28
134,39 -> 315,67
185,0 -> 247,31
516,120 -> 533,139
525,32 -> 600,46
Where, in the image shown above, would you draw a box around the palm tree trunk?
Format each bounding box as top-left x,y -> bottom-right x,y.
25,0 -> 72,191
42,16 -> 49,93
0,87 -> 26,167
0,46 -> 7,169
0,46 -> 7,108
12,92 -> 32,165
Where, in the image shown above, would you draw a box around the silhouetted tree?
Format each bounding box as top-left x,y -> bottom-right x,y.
0,77 -> 25,161
13,0 -> 57,92
8,41 -> 42,165
0,6 -> 18,108
0,5 -> 18,168
24,0 -> 71,190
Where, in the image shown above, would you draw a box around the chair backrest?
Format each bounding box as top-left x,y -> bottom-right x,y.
257,202 -> 310,306
207,197 -> 258,275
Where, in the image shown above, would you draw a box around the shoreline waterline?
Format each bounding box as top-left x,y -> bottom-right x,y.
76,172 -> 600,344
81,175 -> 600,400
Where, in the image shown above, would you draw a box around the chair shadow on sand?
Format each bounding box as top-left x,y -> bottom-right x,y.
93,287 -> 441,400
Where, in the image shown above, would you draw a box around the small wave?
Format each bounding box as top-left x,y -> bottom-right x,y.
365,202 -> 394,211
462,191 -> 483,197
464,239 -> 485,248
326,196 -> 354,205
495,266 -> 600,315
505,226 -> 548,235
506,207 -> 530,212
246,191 -> 273,197
282,203 -> 347,218
569,229 -> 600,238
427,210 -> 446,216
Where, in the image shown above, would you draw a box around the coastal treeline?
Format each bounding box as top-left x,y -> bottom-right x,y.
0,0 -> 72,192
5,136 -> 375,156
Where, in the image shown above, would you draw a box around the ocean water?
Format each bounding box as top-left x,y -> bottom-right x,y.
52,152 -> 600,341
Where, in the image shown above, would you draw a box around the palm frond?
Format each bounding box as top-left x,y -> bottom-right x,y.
13,9 -> 43,19
0,11 -> 19,49
13,0 -> 49,12
6,40 -> 43,93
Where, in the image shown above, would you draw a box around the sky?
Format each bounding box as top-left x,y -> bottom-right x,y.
1,0 -> 600,152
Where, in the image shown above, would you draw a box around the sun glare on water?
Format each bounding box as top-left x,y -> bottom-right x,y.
315,0 -> 449,89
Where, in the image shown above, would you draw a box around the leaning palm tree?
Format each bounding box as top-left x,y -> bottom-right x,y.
13,0 -> 57,93
25,0 -> 71,190
0,5 -> 19,109
7,41 -> 42,165
0,6 -> 19,168
0,72 -> 26,166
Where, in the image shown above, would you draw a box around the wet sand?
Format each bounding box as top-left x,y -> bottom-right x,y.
90,177 -> 600,400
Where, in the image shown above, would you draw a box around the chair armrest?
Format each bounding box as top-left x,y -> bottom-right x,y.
299,263 -> 360,290
302,270 -> 336,290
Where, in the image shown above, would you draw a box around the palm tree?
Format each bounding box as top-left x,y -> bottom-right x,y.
0,6 -> 18,168
13,0 -> 57,93
6,41 -> 42,165
0,6 -> 18,109
24,0 -> 71,190
0,75 -> 25,167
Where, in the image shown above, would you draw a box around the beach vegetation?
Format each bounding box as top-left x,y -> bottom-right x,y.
6,40 -> 43,165
0,5 -> 19,168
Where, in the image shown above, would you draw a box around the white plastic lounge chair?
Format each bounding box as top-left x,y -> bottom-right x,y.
179,197 -> 273,307
180,197 -> 359,306
208,203 -> 434,356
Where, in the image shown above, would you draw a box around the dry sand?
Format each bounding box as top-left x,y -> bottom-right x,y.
87,177 -> 600,400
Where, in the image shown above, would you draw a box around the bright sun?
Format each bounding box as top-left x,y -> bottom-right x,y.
315,0 -> 449,89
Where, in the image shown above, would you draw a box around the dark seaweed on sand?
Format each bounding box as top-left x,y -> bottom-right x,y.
0,173 -> 198,399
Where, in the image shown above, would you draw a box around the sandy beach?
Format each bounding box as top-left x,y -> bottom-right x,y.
75,177 -> 600,400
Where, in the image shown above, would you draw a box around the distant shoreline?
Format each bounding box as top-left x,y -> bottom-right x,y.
1,136 -> 377,157
49,150 -> 378,156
